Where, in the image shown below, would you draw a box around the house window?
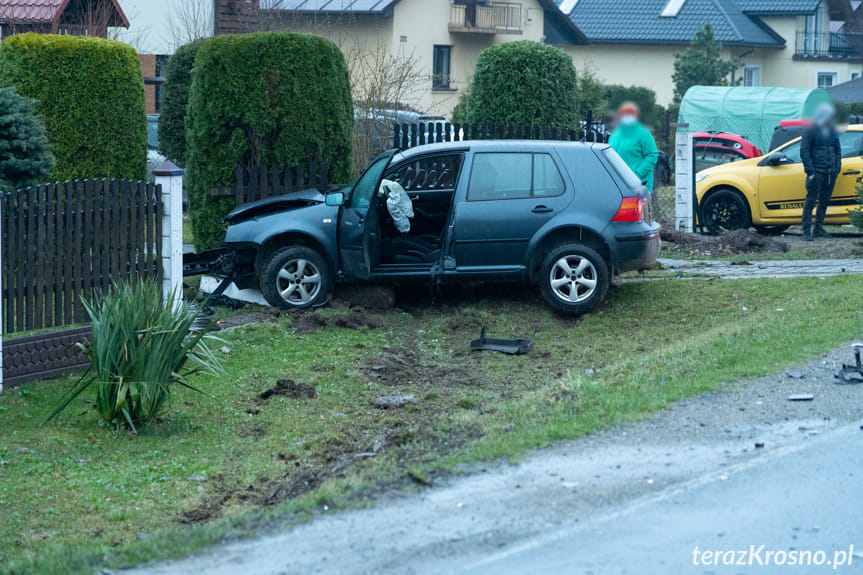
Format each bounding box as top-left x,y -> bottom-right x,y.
660,0 -> 687,17
154,55 -> 169,114
433,45 -> 451,90
743,66 -> 761,87
816,70 -> 839,88
805,2 -> 824,36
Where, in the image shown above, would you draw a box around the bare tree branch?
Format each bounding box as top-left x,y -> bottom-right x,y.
167,0 -> 213,50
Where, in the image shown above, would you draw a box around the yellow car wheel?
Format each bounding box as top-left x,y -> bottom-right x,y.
700,188 -> 752,234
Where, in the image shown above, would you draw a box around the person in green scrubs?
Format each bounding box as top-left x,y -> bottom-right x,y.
608,102 -> 659,193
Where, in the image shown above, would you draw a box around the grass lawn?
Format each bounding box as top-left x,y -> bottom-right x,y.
2,277 -> 862,574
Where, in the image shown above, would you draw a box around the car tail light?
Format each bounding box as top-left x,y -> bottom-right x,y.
612,196 -> 644,222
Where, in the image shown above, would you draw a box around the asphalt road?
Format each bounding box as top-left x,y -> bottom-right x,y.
460,422 -> 863,575
126,345 -> 863,575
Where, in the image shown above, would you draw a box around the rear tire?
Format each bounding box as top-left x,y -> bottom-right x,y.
539,244 -> 609,315
260,246 -> 331,310
700,188 -> 751,234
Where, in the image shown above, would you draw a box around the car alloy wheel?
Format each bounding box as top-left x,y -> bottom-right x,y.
260,246 -> 331,310
276,258 -> 322,305
549,255 -> 598,303
702,189 -> 751,233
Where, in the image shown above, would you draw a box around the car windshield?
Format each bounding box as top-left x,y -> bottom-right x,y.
603,148 -> 642,188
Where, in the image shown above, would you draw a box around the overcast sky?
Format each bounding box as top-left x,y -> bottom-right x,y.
116,0 -> 213,55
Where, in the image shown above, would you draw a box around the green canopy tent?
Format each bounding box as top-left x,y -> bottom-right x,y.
678,86 -> 832,153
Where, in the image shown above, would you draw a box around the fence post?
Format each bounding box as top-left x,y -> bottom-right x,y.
672,123 -> 695,232
153,162 -> 185,309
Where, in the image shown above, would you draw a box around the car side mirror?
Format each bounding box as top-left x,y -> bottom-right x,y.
325,192 -> 344,207
767,152 -> 788,166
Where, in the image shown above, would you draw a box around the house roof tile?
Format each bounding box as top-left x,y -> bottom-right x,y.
735,0 -> 821,15
560,0 -> 790,47
273,0 -> 588,44
266,0 -> 399,13
0,0 -> 65,23
0,0 -> 130,27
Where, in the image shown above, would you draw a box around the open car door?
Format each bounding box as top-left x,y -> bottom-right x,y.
339,151 -> 395,280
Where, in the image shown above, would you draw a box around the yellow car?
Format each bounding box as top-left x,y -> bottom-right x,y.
695,125 -> 863,234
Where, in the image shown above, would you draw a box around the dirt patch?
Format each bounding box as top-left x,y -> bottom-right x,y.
261,468 -> 326,506
290,311 -> 328,335
660,228 -> 787,257
782,231 -> 863,259
362,346 -> 421,386
332,285 -> 396,310
722,229 -> 788,254
445,309 -> 492,332
258,380 -> 317,401
332,307 -> 380,330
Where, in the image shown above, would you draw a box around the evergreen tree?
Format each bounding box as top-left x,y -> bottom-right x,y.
575,64 -> 606,122
0,86 -> 54,191
672,23 -> 739,103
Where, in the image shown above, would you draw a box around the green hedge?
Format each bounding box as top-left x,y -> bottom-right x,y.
186,32 -> 353,250
466,41 -> 578,129
604,85 -> 658,125
0,34 -> 147,181
158,39 -> 203,167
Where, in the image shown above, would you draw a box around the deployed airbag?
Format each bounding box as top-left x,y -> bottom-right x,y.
381,179 -> 414,233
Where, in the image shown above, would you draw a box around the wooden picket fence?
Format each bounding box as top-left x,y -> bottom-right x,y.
208,162 -> 330,206
1,179 -> 163,335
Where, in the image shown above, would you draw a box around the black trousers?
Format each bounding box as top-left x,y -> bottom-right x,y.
802,173 -> 836,232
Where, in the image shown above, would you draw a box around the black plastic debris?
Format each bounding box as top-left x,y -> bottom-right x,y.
470,326 -> 533,355
188,303 -> 215,333
835,343 -> 863,385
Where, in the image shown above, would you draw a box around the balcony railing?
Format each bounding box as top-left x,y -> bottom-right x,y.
795,31 -> 862,59
449,1 -> 522,35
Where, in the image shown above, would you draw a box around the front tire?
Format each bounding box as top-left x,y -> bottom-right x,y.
700,188 -> 751,234
260,246 -> 331,310
539,244 -> 609,315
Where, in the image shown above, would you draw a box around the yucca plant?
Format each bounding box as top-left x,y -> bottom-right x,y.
48,280 -> 223,431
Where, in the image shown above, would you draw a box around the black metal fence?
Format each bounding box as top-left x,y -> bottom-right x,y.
392,118 -> 609,151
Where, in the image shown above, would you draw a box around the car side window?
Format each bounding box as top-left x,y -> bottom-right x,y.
839,131 -> 863,158
468,153 -> 565,201
780,141 -> 802,164
385,153 -> 464,192
533,154 -> 566,197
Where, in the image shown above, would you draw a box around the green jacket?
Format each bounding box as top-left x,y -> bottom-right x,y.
609,121 -> 659,193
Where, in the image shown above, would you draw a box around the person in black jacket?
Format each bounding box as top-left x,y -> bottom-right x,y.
800,103 -> 842,241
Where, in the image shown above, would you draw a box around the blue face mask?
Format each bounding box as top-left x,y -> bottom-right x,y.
620,114 -> 637,126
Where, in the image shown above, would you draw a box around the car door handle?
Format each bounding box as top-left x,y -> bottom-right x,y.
842,170 -> 862,176
532,205 -> 554,214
